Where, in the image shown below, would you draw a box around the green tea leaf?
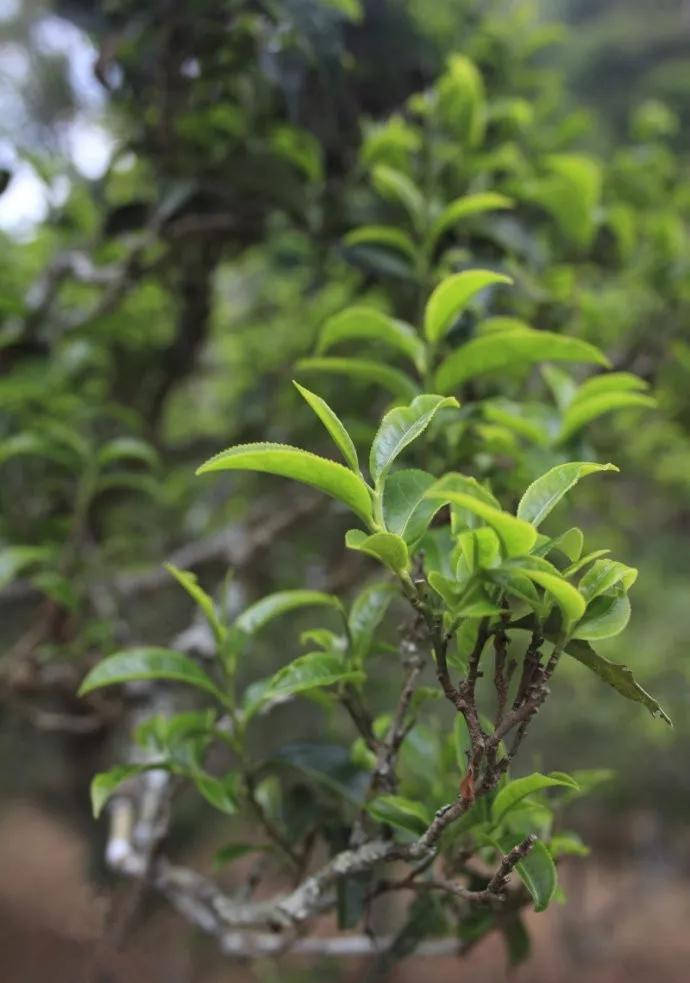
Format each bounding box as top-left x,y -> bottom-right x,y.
367,794 -> 431,834
372,164 -> 425,228
428,192 -> 513,248
266,652 -> 363,698
492,772 -> 579,825
381,468 -> 441,543
296,357 -> 419,401
79,648 -> 224,701
316,307 -> 426,372
565,640 -> 671,724
557,392 -> 656,443
424,270 -> 512,343
345,529 -> 410,575
293,381 -> 359,473
97,436 -> 158,469
517,462 -> 619,527
572,372 -> 649,404
343,225 -> 417,261
348,581 -> 397,660
236,590 -> 342,634
91,763 -> 163,818
515,839 -> 558,912
165,564 -> 225,644
436,330 -> 609,393
572,594 -> 631,640
192,771 -> 239,815
578,558 -> 638,604
515,568 -> 585,624
0,545 -> 52,589
369,394 -> 459,483
425,486 -> 537,557
196,442 -> 373,525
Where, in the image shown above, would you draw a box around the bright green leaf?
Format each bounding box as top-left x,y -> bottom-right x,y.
343,225 -> 417,261
424,270 -> 512,343
345,529 -> 410,575
492,772 -> 579,825
425,485 -> 537,557
235,590 -> 342,635
436,330 -> 609,393
316,307 -> 426,373
578,558 -> 638,604
293,381 -> 359,473
557,392 -> 656,443
196,442 -> 373,525
572,594 -> 631,640
517,462 -> 619,527
78,648 -> 224,701
369,394 -> 459,483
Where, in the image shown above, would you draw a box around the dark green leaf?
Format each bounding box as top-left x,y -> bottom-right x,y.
515,839 -> 558,912
367,794 -> 431,834
565,639 -> 671,724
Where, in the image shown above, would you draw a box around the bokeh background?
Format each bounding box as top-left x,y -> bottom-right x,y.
1,1 -> 689,980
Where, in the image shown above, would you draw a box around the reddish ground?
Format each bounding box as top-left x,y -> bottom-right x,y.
1,802 -> 688,983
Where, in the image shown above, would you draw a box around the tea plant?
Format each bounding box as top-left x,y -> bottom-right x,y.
81,273 -> 669,962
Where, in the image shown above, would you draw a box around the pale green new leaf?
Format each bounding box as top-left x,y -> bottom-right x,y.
345,529 -> 409,575
578,558 -> 638,604
562,549 -> 611,578
536,527 -> 583,562
557,392 -> 656,443
369,394 -> 459,483
425,486 -> 537,557
235,590 -> 342,634
424,270 -> 512,343
492,772 -> 579,825
196,442 -> 373,525
517,462 -> 619,527
293,381 -> 359,472
428,192 -> 513,248
296,357 -> 419,401
316,307 -> 426,372
436,330 -> 609,393
79,648 -> 224,701
572,594 -> 631,640
565,639 -> 671,724
516,568 -> 586,624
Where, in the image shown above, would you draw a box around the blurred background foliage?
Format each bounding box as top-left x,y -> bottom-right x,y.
0,0 -> 689,959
